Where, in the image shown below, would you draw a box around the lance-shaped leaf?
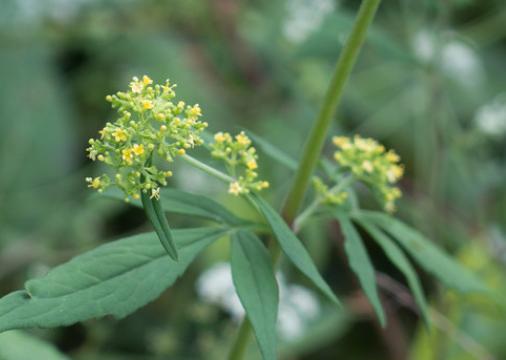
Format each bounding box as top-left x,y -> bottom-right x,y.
353,211 -> 486,293
0,227 -> 227,333
250,194 -> 339,305
141,191 -> 178,260
0,331 -> 70,360
358,220 -> 429,323
231,230 -> 279,360
337,216 -> 385,326
102,188 -> 246,225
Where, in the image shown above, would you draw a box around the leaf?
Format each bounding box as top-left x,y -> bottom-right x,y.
337,216 -> 385,326
0,331 -> 69,360
0,227 -> 227,333
357,220 -> 429,323
250,194 -> 339,305
101,187 -> 246,225
141,192 -> 178,261
245,130 -> 298,171
231,231 -> 279,360
353,211 -> 486,293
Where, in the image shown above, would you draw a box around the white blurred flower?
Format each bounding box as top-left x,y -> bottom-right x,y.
196,263 -> 244,320
474,94 -> 506,136
412,30 -> 436,63
196,262 -> 321,340
283,0 -> 336,44
441,41 -> 483,88
412,30 -> 484,89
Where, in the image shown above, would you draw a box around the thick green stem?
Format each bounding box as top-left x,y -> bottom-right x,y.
228,320 -> 253,360
227,0 -> 381,358
282,0 -> 382,223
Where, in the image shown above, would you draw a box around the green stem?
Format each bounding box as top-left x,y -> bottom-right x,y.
293,175 -> 354,232
228,320 -> 253,360
181,154 -> 234,183
282,0 -> 382,222
227,0 -> 381,358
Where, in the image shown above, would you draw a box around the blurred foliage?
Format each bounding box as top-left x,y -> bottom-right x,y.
0,0 -> 505,359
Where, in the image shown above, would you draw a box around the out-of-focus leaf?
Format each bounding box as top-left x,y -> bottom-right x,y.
0,330 -> 69,360
245,130 -> 298,171
353,211 -> 487,293
0,46 -> 76,234
337,216 -> 385,326
0,227 -> 228,333
231,230 -> 278,360
358,220 -> 429,323
250,194 -> 339,305
101,188 -> 247,225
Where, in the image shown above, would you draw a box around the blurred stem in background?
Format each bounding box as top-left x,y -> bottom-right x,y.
227,0 -> 382,358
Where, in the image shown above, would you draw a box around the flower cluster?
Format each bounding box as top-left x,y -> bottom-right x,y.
312,177 -> 348,205
332,135 -> 404,212
210,131 -> 269,195
86,75 -> 207,200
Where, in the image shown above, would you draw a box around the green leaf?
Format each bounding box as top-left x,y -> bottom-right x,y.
337,216 -> 385,326
0,331 -> 70,360
231,231 -> 279,360
353,211 -> 486,293
101,188 -> 246,225
250,194 -> 339,305
357,220 -> 429,323
141,192 -> 179,261
0,227 -> 227,333
245,130 -> 298,171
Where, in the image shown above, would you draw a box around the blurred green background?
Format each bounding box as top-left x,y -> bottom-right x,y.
0,0 -> 505,359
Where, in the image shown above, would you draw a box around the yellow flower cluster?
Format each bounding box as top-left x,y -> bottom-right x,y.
210,131 -> 269,196
332,135 -> 404,212
86,75 -> 207,200
312,177 -> 348,205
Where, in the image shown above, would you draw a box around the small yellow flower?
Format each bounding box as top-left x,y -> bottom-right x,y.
385,202 -> 396,213
155,113 -> 166,121
177,148 -> 186,155
112,128 -> 128,142
385,150 -> 400,163
362,160 -> 374,173
214,132 -> 230,143
130,77 -> 143,94
235,132 -> 251,146
142,75 -> 153,85
259,181 -> 269,189
122,148 -> 134,164
132,144 -> 145,156
86,177 -> 102,189
142,100 -> 154,110
386,165 -> 404,183
228,181 -> 243,196
354,136 -> 376,152
246,159 -> 257,170
187,104 -> 202,118
132,193 -> 140,200
332,136 -> 351,149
